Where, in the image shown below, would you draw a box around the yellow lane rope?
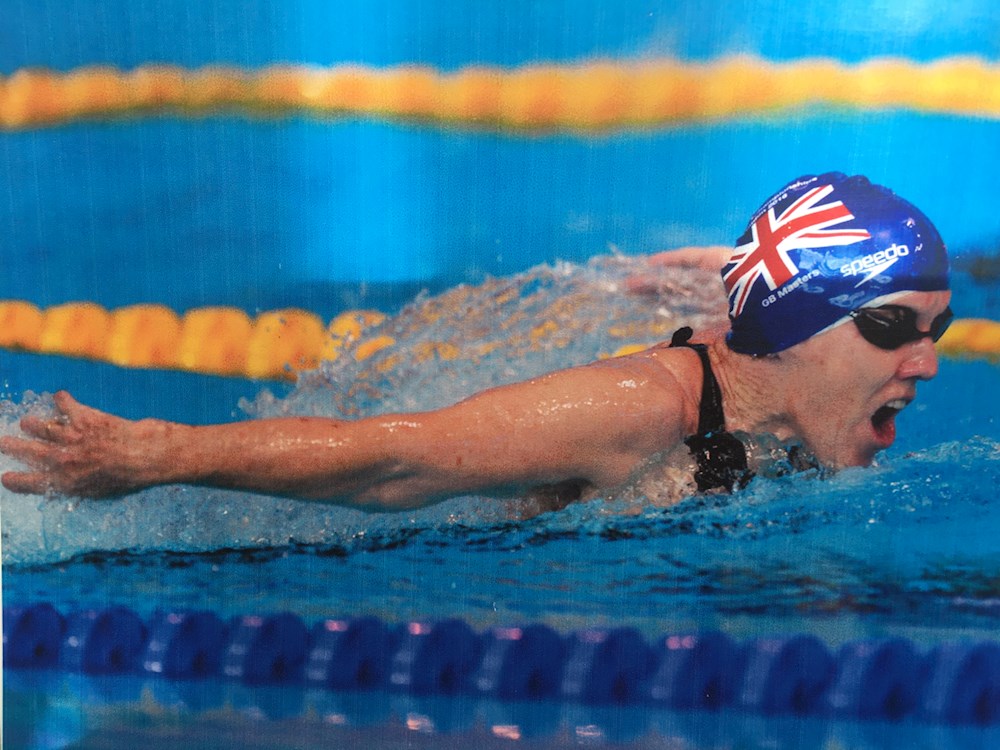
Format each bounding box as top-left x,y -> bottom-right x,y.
0,299 -> 997,381
0,301 -> 390,381
1,56 -> 998,132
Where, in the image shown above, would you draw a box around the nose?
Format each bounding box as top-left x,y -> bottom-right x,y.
896,337 -> 939,381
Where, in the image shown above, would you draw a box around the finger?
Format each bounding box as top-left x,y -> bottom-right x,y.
0,435 -> 57,467
53,391 -> 91,422
1,470 -> 54,496
19,415 -> 68,442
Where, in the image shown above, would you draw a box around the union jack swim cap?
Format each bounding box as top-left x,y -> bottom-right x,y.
723,172 -> 949,355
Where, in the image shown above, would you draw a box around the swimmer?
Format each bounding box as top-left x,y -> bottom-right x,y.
0,173 -> 952,511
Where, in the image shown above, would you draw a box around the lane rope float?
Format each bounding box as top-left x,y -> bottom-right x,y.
1,55 -> 998,133
0,299 -> 997,382
6,601 -> 1000,727
0,300 -> 389,381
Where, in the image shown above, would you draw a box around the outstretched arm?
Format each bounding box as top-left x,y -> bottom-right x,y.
0,357 -> 688,511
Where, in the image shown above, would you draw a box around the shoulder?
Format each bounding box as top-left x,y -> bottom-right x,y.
579,344 -> 704,441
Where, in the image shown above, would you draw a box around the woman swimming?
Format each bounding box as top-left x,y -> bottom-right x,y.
0,173 -> 952,511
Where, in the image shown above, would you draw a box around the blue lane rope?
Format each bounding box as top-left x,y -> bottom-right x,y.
5,601 -> 1000,726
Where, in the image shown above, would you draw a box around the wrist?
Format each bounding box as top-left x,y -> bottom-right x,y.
132,418 -> 196,487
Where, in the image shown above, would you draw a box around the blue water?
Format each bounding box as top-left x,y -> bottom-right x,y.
1,0 -> 996,72
3,116 -> 1000,750
3,112 -> 999,430
4,259 -> 1000,641
4,115 -> 999,305
4,261 -> 1000,749
3,1 -> 1000,746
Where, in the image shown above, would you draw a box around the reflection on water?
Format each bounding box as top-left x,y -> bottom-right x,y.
7,671 -> 1000,750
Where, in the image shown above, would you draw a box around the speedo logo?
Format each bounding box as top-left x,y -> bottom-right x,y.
839,243 -> 909,287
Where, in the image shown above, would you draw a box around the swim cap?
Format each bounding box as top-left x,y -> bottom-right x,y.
722,172 -> 949,355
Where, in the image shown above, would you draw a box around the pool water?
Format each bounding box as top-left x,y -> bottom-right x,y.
3,3 -> 1000,744
4,259 -> 1000,748
7,678 -> 1000,749
5,261 -> 1000,627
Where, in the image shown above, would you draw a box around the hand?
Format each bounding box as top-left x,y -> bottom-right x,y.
626,246 -> 732,296
645,245 -> 732,270
0,391 -> 156,498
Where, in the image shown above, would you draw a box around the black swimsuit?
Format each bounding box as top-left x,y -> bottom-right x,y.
668,327 -> 753,492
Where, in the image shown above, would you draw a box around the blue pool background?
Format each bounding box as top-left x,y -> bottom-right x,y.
3,1 -> 1000,748
1,0 -> 999,425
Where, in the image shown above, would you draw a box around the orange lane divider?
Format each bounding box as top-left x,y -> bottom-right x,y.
1,56 -> 998,133
936,318 -> 1000,361
0,300 -> 998,381
0,301 -> 390,381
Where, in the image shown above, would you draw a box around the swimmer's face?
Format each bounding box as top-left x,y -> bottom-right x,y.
780,290 -> 951,468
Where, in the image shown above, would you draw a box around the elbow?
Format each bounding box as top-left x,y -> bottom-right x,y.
357,488 -> 434,513
338,480 -> 440,513
299,458 -> 462,513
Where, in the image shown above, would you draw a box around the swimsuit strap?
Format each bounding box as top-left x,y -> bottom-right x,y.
669,327 -> 752,493
669,326 -> 725,435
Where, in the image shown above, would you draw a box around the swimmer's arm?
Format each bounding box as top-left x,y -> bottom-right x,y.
0,392 -> 408,503
354,360 -> 687,508
626,246 -> 732,297
645,246 -> 731,271
0,366 -> 686,510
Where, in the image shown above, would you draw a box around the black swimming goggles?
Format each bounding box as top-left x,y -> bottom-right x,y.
849,304 -> 954,351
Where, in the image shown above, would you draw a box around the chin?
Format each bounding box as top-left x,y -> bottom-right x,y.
842,446 -> 880,468
848,454 -> 877,468
814,442 -> 878,470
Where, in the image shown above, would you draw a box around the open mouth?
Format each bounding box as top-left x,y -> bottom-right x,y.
871,399 -> 910,446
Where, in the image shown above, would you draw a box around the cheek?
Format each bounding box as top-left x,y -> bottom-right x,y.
800,389 -> 870,451
809,358 -> 890,414
790,376 -> 854,423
